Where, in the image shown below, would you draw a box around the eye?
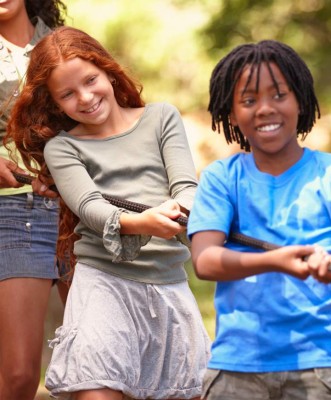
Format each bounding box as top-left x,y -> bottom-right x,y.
241,97 -> 255,106
61,91 -> 73,99
87,75 -> 97,85
274,92 -> 287,100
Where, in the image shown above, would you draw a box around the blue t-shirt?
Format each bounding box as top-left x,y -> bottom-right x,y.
188,148 -> 331,372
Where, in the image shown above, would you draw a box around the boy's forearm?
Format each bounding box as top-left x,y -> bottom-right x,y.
193,246 -> 274,281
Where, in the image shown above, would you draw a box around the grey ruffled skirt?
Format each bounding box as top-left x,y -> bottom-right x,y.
46,262 -> 211,399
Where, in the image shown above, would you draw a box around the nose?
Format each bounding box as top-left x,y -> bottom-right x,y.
255,98 -> 276,116
78,90 -> 93,104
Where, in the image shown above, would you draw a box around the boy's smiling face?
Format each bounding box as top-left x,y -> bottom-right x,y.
230,62 -> 302,171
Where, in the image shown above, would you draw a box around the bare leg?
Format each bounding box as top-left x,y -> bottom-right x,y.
56,279 -> 70,305
74,389 -> 123,400
0,277 -> 52,400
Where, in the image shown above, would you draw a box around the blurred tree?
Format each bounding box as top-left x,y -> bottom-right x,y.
67,0 -> 331,113
68,0 -> 215,112
201,0 -> 331,110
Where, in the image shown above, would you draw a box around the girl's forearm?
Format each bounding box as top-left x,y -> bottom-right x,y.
119,212 -> 145,235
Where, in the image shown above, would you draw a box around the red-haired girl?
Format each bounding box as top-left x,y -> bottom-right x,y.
8,26 -> 210,400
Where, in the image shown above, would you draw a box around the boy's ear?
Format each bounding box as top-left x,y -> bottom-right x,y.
230,110 -> 238,127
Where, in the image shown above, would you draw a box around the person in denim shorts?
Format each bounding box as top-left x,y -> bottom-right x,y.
0,1 -> 67,399
188,40 -> 331,400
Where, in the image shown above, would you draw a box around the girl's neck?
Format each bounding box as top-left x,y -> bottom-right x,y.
69,106 -> 145,139
0,11 -> 34,48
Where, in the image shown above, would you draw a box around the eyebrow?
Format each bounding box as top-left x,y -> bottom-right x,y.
239,79 -> 288,95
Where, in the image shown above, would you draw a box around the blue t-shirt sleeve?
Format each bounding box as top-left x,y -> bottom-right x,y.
188,160 -> 234,239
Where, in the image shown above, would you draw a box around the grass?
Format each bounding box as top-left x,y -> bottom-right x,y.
185,261 -> 216,340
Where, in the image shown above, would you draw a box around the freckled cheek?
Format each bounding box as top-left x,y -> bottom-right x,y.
66,101 -> 77,112
60,106 -> 75,118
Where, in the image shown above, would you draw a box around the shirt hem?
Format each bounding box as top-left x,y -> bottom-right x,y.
208,359 -> 331,373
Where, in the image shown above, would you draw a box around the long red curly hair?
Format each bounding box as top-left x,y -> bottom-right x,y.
6,26 -> 145,270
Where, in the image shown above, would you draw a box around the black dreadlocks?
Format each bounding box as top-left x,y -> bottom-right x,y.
25,0 -> 67,29
208,40 -> 320,152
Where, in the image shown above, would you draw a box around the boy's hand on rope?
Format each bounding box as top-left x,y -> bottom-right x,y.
270,245 -> 315,280
306,245 -> 331,284
270,245 -> 331,283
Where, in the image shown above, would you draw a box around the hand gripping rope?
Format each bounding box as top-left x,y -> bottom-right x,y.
12,171 -> 331,269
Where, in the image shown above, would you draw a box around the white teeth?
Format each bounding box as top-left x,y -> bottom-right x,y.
257,124 -> 280,132
85,102 -> 99,113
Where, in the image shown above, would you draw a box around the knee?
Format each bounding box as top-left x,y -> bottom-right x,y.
1,367 -> 40,397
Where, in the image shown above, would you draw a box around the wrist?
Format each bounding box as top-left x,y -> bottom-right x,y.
119,212 -> 142,235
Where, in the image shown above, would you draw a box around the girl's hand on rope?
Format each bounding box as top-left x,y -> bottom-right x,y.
31,178 -> 59,198
0,157 -> 25,188
120,199 -> 186,239
140,199 -> 186,239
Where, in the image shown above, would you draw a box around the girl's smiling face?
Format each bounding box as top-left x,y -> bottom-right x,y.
47,57 -> 116,136
230,62 -> 302,170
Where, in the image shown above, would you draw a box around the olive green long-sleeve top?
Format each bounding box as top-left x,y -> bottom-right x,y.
44,102 -> 197,284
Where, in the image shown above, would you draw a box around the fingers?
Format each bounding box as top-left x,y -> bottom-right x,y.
160,199 -> 180,210
31,179 -> 58,198
306,245 -> 331,283
158,200 -> 187,222
7,161 -> 26,175
0,159 -> 25,188
0,173 -> 22,188
141,208 -> 186,239
277,245 -> 331,282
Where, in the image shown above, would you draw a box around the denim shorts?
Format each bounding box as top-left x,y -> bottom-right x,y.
0,193 -> 60,281
202,368 -> 331,400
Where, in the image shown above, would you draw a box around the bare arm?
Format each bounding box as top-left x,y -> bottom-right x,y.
191,230 -> 319,281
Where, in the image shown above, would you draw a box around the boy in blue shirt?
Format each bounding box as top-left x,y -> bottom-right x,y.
188,40 -> 331,399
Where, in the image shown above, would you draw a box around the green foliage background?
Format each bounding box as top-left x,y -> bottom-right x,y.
61,0 -> 331,340
67,0 -> 331,114
66,0 -> 215,112
36,3 -> 331,394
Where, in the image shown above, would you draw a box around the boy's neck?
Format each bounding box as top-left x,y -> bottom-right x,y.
253,146 -> 304,176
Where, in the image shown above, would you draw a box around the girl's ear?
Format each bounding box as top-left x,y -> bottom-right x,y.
53,99 -> 64,112
52,101 -> 63,114
108,74 -> 116,85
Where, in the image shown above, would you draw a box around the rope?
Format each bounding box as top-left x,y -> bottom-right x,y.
12,171 -> 281,251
